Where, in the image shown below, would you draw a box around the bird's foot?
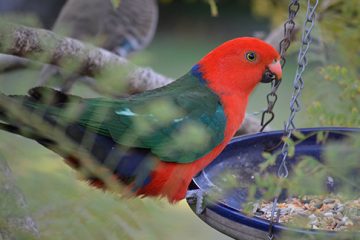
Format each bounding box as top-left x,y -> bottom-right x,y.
186,189 -> 207,215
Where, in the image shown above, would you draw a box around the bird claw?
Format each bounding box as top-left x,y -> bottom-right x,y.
186,189 -> 207,215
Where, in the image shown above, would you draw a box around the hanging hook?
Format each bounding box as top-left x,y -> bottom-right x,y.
260,111 -> 274,132
260,80 -> 281,132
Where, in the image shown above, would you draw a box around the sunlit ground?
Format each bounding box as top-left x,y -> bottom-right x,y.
0,31 -> 308,240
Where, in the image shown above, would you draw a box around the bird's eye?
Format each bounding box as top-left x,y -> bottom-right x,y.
245,52 -> 257,62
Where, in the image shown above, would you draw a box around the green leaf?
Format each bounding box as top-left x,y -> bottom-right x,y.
260,152 -> 277,171
111,0 -> 121,8
281,136 -> 296,157
261,152 -> 273,159
316,131 -> 324,143
287,144 -> 295,157
207,0 -> 218,17
292,130 -> 306,140
282,136 -> 294,146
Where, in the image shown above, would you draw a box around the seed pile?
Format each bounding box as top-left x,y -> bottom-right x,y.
253,196 -> 360,231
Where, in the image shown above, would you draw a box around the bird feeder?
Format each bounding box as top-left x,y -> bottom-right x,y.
187,127 -> 360,240
187,0 -> 360,239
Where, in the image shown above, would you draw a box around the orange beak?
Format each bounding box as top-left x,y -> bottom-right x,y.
268,60 -> 282,80
261,60 -> 282,83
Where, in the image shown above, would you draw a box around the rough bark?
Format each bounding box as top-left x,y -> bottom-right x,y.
0,23 -> 172,94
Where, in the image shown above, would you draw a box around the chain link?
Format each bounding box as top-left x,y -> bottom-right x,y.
268,197 -> 279,240
278,0 -> 319,178
261,0 -> 318,240
260,0 -> 300,132
267,2 -> 319,239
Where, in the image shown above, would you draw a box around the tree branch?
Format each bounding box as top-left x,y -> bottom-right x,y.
264,24 -> 300,52
0,23 -> 172,94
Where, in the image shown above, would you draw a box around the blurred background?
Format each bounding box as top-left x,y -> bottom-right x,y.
0,0 -> 358,239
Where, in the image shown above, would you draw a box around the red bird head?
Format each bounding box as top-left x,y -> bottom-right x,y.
196,37 -> 282,96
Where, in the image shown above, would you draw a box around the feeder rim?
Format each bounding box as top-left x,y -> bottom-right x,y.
233,126 -> 360,142
192,126 -> 360,236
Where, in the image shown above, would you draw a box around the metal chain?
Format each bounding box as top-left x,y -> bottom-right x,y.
267,2 -> 319,239
260,0 -> 300,132
268,198 -> 279,240
278,0 -> 319,178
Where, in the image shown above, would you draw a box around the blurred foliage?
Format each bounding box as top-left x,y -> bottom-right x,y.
207,0 -> 218,17
0,13 -> 42,28
0,153 -> 38,240
318,0 -> 360,70
0,94 -> 228,240
241,0 -> 360,237
304,0 -> 360,127
111,0 -> 121,8
0,1 -> 231,238
251,0 -> 292,27
0,0 -> 359,239
159,0 -> 218,16
303,1 -> 360,221
307,65 -> 360,126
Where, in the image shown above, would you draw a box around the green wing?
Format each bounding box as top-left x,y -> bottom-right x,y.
73,72 -> 226,163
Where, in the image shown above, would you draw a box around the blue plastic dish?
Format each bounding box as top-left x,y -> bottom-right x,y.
187,127 -> 360,240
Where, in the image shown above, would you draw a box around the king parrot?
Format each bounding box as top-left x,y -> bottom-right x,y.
0,37 -> 282,204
